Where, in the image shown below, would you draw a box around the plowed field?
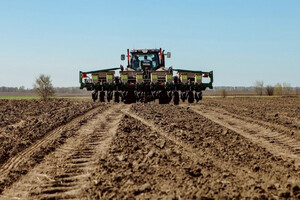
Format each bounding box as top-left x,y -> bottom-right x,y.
0,97 -> 300,199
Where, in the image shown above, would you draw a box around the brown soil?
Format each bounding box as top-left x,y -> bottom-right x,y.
1,97 -> 300,199
200,97 -> 300,133
0,99 -> 99,166
1,104 -> 128,199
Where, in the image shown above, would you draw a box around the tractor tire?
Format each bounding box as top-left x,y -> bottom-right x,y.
107,93 -> 110,102
153,91 -> 158,100
99,91 -> 105,102
198,92 -> 203,101
92,91 -> 98,102
173,91 -> 179,105
181,92 -> 186,102
159,90 -> 169,104
188,91 -> 194,104
195,92 -> 202,102
121,91 -> 126,102
124,91 -> 136,104
107,91 -> 113,102
143,92 -> 152,103
143,93 -> 148,103
114,91 -> 120,103
168,91 -> 173,103
137,92 -> 142,102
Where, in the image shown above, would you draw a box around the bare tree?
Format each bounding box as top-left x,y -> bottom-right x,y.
33,74 -> 55,99
265,85 -> 274,96
254,81 -> 264,96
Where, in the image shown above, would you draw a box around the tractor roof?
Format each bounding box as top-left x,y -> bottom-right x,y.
130,49 -> 160,54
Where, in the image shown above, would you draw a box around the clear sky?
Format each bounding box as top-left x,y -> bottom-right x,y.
0,0 -> 299,88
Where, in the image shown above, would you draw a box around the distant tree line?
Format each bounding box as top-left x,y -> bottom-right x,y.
0,86 -> 29,92
254,81 -> 299,96
206,85 -> 300,97
54,87 -> 90,94
0,86 -> 89,94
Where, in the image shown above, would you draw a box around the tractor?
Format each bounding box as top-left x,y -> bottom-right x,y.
79,48 -> 213,104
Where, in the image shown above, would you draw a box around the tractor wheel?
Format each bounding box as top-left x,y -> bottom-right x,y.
143,92 -> 152,103
198,92 -> 203,101
149,92 -> 154,102
107,92 -> 110,102
137,92 -> 142,102
114,91 -> 120,103
99,91 -> 105,102
173,91 -> 179,105
124,91 -> 136,104
153,91 -> 158,100
188,91 -> 194,104
121,91 -> 126,102
195,92 -> 202,102
181,92 -> 186,102
143,93 -> 148,103
168,91 -> 173,103
92,91 -> 98,102
159,90 -> 169,104
107,91 -> 113,102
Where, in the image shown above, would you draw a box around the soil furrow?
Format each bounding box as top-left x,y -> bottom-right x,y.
0,104 -> 110,194
199,98 -> 300,134
125,111 -> 277,189
0,127 -> 65,175
0,106 -> 102,176
0,104 -> 130,199
129,103 -> 300,198
87,114 -> 238,199
189,105 -> 300,164
0,99 -> 99,168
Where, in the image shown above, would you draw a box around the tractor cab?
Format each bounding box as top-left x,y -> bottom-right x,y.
121,48 -> 170,71
131,53 -> 158,71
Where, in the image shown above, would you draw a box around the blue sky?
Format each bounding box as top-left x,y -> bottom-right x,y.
0,0 -> 299,88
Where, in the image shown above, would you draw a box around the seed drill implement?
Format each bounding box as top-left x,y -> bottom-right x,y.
79,48 -> 213,104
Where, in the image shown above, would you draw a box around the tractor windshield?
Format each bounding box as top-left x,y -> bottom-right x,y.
131,53 -> 159,71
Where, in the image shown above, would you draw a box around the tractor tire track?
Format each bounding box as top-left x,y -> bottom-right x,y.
0,104 -> 130,199
0,105 -> 108,192
0,105 -> 105,177
187,105 -> 300,164
124,111 -> 279,193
